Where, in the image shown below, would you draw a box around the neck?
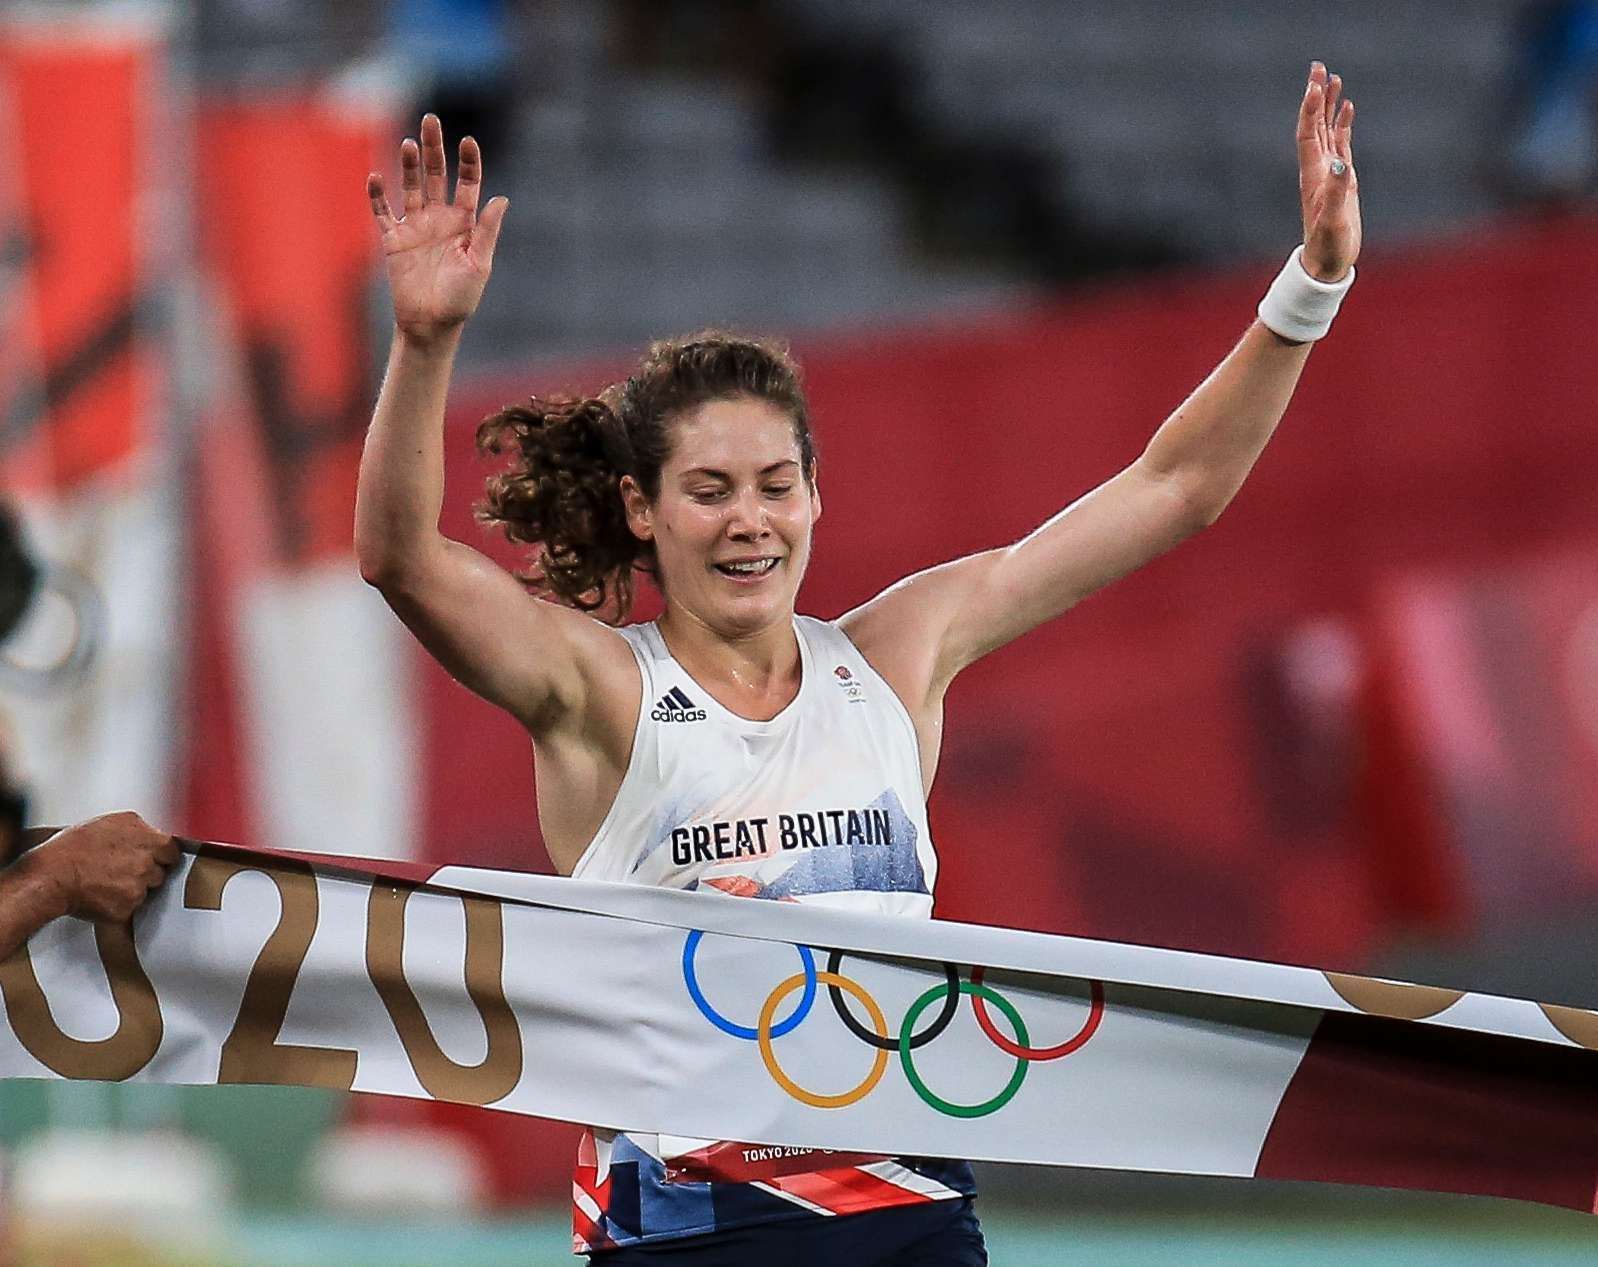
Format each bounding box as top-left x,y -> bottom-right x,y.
657,603 -> 800,697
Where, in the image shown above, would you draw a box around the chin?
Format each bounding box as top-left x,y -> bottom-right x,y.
716,596 -> 782,627
709,589 -> 793,633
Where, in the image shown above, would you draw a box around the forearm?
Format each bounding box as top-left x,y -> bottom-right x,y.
1137,320 -> 1314,524
355,326 -> 465,584
0,852 -> 70,961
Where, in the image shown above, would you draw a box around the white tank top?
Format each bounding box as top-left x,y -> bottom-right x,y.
570,614 -> 937,916
566,616 -> 969,1254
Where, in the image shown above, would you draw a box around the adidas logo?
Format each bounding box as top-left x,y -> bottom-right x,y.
650,686 -> 707,723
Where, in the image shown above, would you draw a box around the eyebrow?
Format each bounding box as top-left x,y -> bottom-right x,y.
680,461 -> 801,481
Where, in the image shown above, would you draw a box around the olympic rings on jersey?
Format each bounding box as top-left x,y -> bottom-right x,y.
969,965 -> 1105,1060
682,929 -> 817,1040
679,930 -> 1106,1118
826,950 -> 960,1051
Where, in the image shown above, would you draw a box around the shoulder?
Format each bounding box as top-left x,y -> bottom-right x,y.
836,551 -> 1005,704
833,589 -> 941,716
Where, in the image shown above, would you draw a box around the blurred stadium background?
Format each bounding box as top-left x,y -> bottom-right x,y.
2,0 -> 1597,1262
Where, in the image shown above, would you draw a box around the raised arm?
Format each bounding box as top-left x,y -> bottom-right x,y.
357,116 -> 626,735
845,63 -> 1360,698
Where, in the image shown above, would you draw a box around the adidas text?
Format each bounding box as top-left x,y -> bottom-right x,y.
652,705 -> 707,722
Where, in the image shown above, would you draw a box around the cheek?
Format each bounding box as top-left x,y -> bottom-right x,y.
656,505 -> 722,548
779,507 -> 816,552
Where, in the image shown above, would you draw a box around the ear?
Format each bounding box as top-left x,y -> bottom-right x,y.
808,468 -> 821,524
620,475 -> 654,541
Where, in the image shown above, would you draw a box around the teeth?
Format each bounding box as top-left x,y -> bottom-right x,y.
720,559 -> 776,575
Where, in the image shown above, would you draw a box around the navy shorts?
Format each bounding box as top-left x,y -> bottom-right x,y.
589,1197 -> 986,1266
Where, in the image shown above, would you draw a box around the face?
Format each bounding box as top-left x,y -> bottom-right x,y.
621,395 -> 820,638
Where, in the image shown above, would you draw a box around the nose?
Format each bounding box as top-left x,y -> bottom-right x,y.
724,488 -> 770,540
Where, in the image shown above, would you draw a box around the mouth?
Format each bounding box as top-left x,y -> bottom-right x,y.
712,557 -> 781,583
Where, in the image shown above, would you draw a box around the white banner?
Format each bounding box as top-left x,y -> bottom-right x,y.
3,841 -> 1596,1212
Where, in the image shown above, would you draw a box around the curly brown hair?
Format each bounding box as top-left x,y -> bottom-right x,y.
475,330 -> 815,622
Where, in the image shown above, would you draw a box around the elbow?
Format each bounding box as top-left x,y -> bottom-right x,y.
355,537 -> 407,592
354,534 -> 391,588
1145,462 -> 1230,537
354,506 -> 388,587
357,529 -> 444,597
357,555 -> 391,590
354,516 -> 416,592
357,552 -> 412,594
1184,491 -> 1229,533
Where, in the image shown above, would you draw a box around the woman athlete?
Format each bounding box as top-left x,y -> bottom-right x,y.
357,62 -> 1360,1266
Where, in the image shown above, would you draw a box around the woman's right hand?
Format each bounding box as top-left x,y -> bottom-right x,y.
368,114 -> 509,344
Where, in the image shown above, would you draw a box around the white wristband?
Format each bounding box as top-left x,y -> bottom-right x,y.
1256,245 -> 1354,343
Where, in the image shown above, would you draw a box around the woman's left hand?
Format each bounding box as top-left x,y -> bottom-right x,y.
1297,62 -> 1360,282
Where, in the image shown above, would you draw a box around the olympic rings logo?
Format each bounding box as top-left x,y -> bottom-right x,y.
681,930 -> 1105,1118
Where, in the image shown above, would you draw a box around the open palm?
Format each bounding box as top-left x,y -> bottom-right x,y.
1297,62 -> 1361,282
368,114 -> 509,341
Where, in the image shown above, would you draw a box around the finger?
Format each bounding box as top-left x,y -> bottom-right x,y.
421,113 -> 448,205
456,136 -> 482,217
1296,66 -> 1322,136
468,196 -> 509,270
1323,72 -> 1342,134
1307,58 -> 1327,125
1335,99 -> 1355,163
1297,76 -> 1324,168
400,137 -> 423,213
152,834 -> 180,867
368,173 -> 399,235
143,862 -> 167,890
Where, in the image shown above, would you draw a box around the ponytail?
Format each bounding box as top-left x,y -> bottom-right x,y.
475,395 -> 649,618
